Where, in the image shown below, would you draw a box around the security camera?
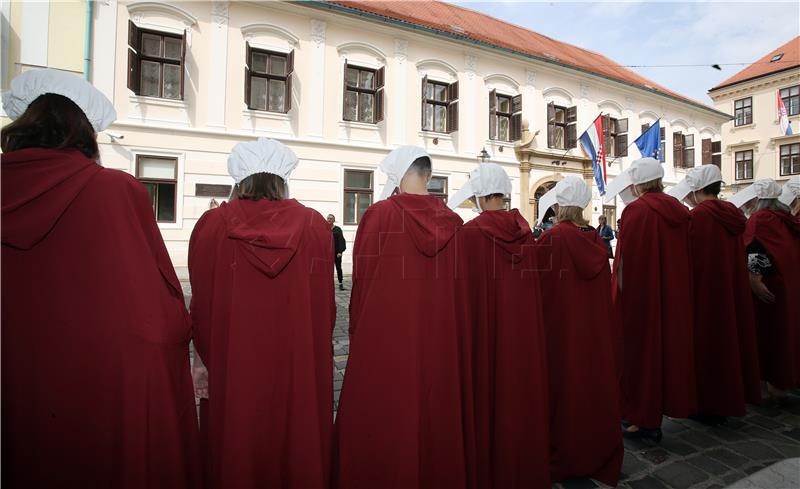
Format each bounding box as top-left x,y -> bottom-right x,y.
106,131 -> 124,140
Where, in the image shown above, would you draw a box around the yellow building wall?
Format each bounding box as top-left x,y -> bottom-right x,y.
47,0 -> 87,74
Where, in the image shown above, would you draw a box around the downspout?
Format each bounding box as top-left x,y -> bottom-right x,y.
83,0 -> 93,80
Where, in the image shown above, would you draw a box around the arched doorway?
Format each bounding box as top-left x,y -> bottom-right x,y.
532,180 -> 557,225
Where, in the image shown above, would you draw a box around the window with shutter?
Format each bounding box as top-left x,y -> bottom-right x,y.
701,138 -> 712,165
673,132 -> 684,168
565,106 -> 577,149
683,134 -> 695,168
602,115 -> 612,156
343,63 -> 380,123
547,103 -> 573,149
421,77 -> 456,133
615,118 -> 628,157
711,141 -> 722,168
127,21 -> 185,100
246,45 -> 292,113
374,66 -> 385,123
446,81 -> 458,133
510,95 -> 523,141
489,89 -> 498,140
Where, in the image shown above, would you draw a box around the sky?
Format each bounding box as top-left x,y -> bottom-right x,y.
451,1 -> 799,104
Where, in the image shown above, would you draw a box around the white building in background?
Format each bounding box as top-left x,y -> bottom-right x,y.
708,36 -> 800,196
77,0 -> 730,271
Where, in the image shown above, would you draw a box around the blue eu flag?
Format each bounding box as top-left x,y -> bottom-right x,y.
634,119 -> 661,161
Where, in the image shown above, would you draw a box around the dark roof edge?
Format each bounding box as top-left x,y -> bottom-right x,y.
708,64 -> 800,93
298,0 -> 731,120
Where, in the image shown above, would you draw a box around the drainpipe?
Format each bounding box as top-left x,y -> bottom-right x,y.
83,0 -> 93,80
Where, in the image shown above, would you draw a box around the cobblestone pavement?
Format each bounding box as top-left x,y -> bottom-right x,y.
186,277 -> 800,489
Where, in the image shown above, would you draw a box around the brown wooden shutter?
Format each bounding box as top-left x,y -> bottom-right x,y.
546,102 -> 555,147
374,66 -> 385,123
420,75 -> 428,130
447,81 -> 458,133
616,134 -> 628,157
566,105 -> 578,149
448,80 -> 458,102
244,43 -> 252,107
489,89 -> 497,140
673,132 -> 684,168
127,20 -> 140,94
617,118 -> 628,134
284,50 -> 294,113
342,59 -> 349,121
701,138 -> 711,165
601,115 -> 611,155
511,94 -> 522,141
180,30 -> 187,100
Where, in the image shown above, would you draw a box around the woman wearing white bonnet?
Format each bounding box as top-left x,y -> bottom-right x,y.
604,157 -> 696,442
731,178 -> 800,397
534,176 -> 624,485
449,163 -> 551,487
669,165 -> 761,425
188,138 -> 335,488
2,69 -> 201,486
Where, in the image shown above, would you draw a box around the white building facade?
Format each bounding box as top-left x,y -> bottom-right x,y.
88,0 -> 730,271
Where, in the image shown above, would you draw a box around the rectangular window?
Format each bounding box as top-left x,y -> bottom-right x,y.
603,116 -> 628,157
712,141 -> 722,167
641,123 -> 666,162
343,62 -> 384,123
136,155 -> 177,222
683,134 -> 695,168
701,139 -> 722,167
780,143 -> 800,176
672,132 -> 694,168
780,85 -> 800,116
343,170 -> 373,225
245,44 -> 293,113
127,21 -> 185,100
735,150 -> 754,180
734,97 -> 752,126
427,176 -> 448,203
421,76 -> 458,133
547,102 -> 577,149
489,90 -> 522,141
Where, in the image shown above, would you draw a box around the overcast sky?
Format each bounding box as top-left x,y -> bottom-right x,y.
452,1 -> 799,105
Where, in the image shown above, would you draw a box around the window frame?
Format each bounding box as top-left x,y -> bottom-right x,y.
421,75 -> 458,134
780,85 -> 800,117
135,154 -> 179,223
489,90 -> 522,142
127,21 -> 185,100
734,150 -> 754,180
734,97 -> 753,126
245,44 -> 293,113
547,102 -> 577,150
427,176 -> 449,203
780,143 -> 800,176
604,116 -> 628,157
343,62 -> 384,124
343,169 -> 374,225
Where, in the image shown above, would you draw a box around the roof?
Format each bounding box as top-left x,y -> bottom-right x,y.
305,0 -> 726,117
710,36 -> 800,92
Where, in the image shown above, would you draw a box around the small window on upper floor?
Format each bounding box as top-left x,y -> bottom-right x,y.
734,97 -> 752,126
701,138 -> 722,168
547,102 -> 577,149
421,76 -> 458,133
780,85 -> 799,116
343,62 -> 384,124
602,116 -> 628,157
245,44 -> 294,113
672,132 -> 695,169
489,90 -> 522,142
127,21 -> 185,100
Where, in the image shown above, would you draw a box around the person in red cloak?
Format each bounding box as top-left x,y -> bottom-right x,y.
1,69 -> 200,488
603,157 -> 697,442
730,179 -> 800,395
447,163 -> 550,489
335,146 -> 471,489
534,176 -> 623,485
189,138 -> 335,489
667,165 -> 760,425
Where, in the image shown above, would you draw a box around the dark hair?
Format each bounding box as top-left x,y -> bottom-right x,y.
1,93 -> 99,159
406,156 -> 432,178
699,180 -> 721,197
233,172 -> 286,201
484,193 -> 505,200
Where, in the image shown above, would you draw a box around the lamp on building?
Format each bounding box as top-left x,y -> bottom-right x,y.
478,147 -> 490,164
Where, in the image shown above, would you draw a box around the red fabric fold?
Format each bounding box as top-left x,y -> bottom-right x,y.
535,222 -> 623,485
189,198 -> 335,489
2,148 -> 200,488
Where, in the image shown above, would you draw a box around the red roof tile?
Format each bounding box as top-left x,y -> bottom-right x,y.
710,36 -> 800,92
319,0 -> 718,113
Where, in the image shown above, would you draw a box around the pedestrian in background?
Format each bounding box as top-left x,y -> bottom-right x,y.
189,138 -> 335,489
449,163 -> 550,489
1,69 -> 200,488
535,177 -> 623,486
730,179 -> 800,398
335,146 -> 470,489
604,157 -> 696,442
669,165 -> 760,425
597,214 -> 615,258
328,213 -> 347,290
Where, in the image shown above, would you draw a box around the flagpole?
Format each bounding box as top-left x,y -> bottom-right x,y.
552,114 -> 604,164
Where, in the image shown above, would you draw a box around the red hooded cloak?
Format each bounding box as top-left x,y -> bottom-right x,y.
613,191 -> 697,428
535,222 -> 623,485
1,148 -> 200,488
189,198 -> 335,489
689,199 -> 761,415
454,209 -> 550,489
335,193 -> 471,489
743,208 -> 800,389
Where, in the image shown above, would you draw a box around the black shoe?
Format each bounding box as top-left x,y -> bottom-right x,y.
622,426 -> 663,443
339,283 -> 345,291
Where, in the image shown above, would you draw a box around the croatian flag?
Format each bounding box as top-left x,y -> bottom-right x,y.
778,92 -> 793,135
579,115 -> 607,195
